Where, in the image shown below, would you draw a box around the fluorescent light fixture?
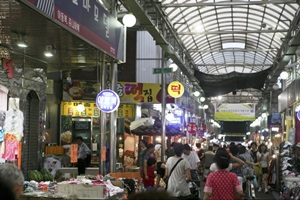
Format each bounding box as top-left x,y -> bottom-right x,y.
122,13 -> 136,27
17,41 -> 28,48
44,45 -> 55,57
222,42 -> 245,49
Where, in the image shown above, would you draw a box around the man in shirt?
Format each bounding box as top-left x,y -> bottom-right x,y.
182,144 -> 200,170
203,146 -> 215,180
182,144 -> 201,185
76,136 -> 91,175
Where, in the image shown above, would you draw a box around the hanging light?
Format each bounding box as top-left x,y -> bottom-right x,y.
169,63 -> 178,72
203,104 -> 209,109
193,91 -> 200,97
280,71 -> 289,80
44,45 -> 55,57
122,13 -> 136,27
17,35 -> 28,48
272,83 -> 279,90
200,97 -> 205,102
77,103 -> 85,112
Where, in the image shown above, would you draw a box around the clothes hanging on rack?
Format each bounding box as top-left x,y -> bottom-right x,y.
3,108 -> 24,141
2,133 -> 19,161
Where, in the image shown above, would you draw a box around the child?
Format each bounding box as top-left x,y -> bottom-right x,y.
143,157 -> 157,190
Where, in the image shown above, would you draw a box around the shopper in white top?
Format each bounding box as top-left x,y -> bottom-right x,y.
165,143 -> 192,199
257,143 -> 270,194
182,144 -> 200,170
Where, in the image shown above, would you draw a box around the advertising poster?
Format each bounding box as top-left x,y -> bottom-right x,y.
215,103 -> 255,121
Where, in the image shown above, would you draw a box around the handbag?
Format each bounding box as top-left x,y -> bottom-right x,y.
165,158 -> 183,190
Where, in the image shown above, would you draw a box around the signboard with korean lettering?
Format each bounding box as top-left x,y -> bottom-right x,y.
22,0 -> 125,61
167,81 -> 184,98
187,122 -> 198,134
215,103 -> 255,121
96,89 -> 120,113
62,80 -> 175,104
117,82 -> 175,104
70,144 -> 78,163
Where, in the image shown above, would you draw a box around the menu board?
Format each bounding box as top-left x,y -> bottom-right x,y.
61,101 -> 100,117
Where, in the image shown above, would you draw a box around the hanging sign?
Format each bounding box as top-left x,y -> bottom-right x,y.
70,144 -> 78,163
167,81 -> 184,98
187,122 -> 198,134
96,89 -> 120,113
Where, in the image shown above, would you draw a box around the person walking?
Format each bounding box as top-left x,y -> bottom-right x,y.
165,143 -> 192,200
76,136 -> 91,175
204,148 -> 244,200
143,157 -> 157,190
257,143 -> 270,193
203,145 -> 215,180
138,140 -> 148,177
143,143 -> 156,182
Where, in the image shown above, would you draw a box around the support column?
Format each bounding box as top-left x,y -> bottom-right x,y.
161,51 -> 166,162
110,60 -> 118,173
100,53 -> 107,175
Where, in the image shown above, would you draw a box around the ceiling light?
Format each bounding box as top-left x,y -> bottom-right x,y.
217,96 -> 222,100
17,35 -> 28,48
200,97 -> 205,102
203,105 -> 209,109
44,45 -> 55,57
222,42 -> 245,49
280,71 -> 289,80
122,13 -> 136,27
193,91 -> 200,97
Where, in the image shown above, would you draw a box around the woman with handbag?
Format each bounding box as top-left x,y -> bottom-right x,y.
164,143 -> 192,200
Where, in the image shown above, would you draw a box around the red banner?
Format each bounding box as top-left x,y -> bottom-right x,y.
187,122 -> 198,134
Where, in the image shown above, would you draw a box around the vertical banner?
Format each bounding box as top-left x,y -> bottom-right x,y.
101,146 -> 106,161
70,144 -> 78,163
18,142 -> 22,169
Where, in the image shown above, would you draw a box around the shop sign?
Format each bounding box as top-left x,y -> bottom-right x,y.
96,89 -> 120,113
61,101 -> 100,117
117,82 -> 175,104
167,81 -> 184,98
187,122 -> 198,134
22,0 -> 125,61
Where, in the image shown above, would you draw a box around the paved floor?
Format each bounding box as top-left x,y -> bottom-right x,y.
198,180 -> 278,200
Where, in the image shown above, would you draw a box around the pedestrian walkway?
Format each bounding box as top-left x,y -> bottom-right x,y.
255,190 -> 277,199
199,180 -> 279,199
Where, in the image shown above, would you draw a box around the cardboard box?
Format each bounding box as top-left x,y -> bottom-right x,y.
57,184 -> 106,199
75,184 -> 106,199
57,183 -> 75,195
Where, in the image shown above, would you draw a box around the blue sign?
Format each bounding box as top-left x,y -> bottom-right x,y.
23,0 -> 125,61
96,89 -> 120,113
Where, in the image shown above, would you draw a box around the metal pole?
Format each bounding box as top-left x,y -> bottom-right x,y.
100,53 -> 107,175
161,51 -> 166,162
110,60 -> 118,173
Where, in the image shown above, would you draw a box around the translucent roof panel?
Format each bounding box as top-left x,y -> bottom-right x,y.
160,0 -> 299,75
